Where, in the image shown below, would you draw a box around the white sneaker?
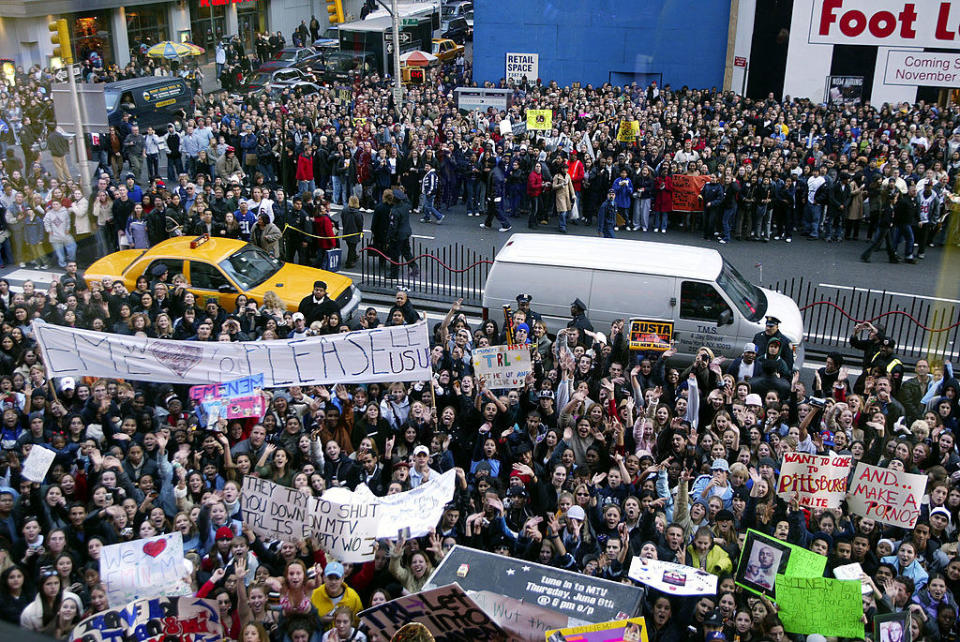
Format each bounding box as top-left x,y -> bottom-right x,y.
479,223 -> 491,229
499,226 -> 513,232
661,229 -> 666,234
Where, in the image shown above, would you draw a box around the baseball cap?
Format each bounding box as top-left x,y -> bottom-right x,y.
759,456 -> 778,469
215,526 -> 235,541
745,393 -> 762,407
566,505 -> 586,521
931,506 -> 952,524
292,312 -> 305,322
324,561 -> 345,578
413,445 -> 430,457
711,459 -> 729,472
59,377 -> 76,391
743,342 -> 757,353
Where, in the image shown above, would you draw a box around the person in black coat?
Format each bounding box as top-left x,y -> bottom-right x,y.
387,189 -> 416,279
297,280 -> 338,325
340,196 -> 364,268
371,191 -> 392,262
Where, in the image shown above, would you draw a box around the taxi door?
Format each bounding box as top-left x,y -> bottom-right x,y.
187,259 -> 240,312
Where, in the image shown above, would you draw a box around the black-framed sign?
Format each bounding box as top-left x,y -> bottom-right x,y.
735,530 -> 791,599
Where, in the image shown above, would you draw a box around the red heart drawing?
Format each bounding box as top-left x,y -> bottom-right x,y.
142,539 -> 167,558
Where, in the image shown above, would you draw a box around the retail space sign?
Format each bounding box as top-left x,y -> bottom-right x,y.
506,52 -> 538,84
883,49 -> 960,86
809,0 -> 960,48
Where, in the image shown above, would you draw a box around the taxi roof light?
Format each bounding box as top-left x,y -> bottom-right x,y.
190,234 -> 210,249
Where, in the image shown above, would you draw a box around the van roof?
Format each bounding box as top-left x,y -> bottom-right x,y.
105,77 -> 185,91
495,234 -> 723,280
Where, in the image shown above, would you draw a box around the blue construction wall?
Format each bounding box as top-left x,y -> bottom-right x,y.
474,0 -> 731,89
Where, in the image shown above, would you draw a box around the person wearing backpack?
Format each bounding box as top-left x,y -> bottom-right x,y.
806,165 -> 827,240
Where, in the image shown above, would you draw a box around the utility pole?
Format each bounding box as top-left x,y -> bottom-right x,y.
376,0 -> 403,117
50,19 -> 88,193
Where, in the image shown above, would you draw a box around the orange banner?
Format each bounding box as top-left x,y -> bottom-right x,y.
671,174 -> 712,213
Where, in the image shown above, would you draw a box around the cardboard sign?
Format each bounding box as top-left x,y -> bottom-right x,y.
99,533 -> 191,607
735,529 -> 827,600
545,618 -> 649,642
833,562 -> 873,594
189,373 -> 265,401
21,445 -> 56,482
471,344 -> 532,389
670,174 -> 712,212
627,319 -> 673,352
360,584 -> 507,642
506,52 -> 538,84
34,319 -> 432,386
499,119 -> 513,136
775,452 -> 851,509
70,596 -> 223,642
775,575 -> 864,639
241,476 -> 380,562
616,120 -> 640,143
848,462 -> 927,528
627,557 -> 717,596
426,546 -> 644,641
527,109 -> 553,131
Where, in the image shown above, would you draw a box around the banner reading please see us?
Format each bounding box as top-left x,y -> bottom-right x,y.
32,319 -> 432,386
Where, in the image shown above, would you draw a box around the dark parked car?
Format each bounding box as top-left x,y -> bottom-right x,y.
441,17 -> 470,44
305,51 -> 376,84
257,47 -> 322,73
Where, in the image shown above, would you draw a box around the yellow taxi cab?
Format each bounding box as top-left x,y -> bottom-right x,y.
431,38 -> 463,63
83,235 -> 362,318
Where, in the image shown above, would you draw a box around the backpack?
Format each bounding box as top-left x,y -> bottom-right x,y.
814,182 -> 829,205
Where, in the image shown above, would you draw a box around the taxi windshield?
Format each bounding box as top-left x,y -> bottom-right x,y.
218,245 -> 281,290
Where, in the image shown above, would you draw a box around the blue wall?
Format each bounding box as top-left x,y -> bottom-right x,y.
474,0 -> 731,90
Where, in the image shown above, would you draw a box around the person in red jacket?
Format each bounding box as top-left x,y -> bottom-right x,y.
296,144 -> 315,197
526,162 -> 545,229
567,152 -> 585,223
654,165 -> 675,233
312,201 -> 338,269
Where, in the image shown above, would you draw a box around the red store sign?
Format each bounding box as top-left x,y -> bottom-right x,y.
810,0 -> 960,48
200,0 -> 256,6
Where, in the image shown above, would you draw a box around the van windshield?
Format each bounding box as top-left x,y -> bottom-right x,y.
717,260 -> 766,321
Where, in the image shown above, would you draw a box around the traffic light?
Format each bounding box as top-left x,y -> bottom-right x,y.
326,0 -> 345,24
408,67 -> 424,84
49,18 -> 73,64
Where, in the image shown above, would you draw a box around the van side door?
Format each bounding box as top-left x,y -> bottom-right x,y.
674,279 -> 738,358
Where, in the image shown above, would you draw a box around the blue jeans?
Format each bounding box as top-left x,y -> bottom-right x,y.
166,155 -> 183,183
558,209 -> 569,232
805,203 -> 822,238
421,193 -> 443,221
52,238 -> 77,267
721,205 -> 737,241
331,176 -> 348,205
507,184 -> 523,217
298,180 -> 315,197
466,180 -> 481,214
652,210 -> 668,231
892,224 -> 915,258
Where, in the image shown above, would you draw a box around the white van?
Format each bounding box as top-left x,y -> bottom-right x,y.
482,234 -> 805,365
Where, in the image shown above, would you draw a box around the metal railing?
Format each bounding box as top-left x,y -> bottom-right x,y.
356,239 -> 496,306
767,277 -> 960,363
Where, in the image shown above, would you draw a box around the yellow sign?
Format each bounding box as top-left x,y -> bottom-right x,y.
545,617 -> 649,642
617,120 -> 640,143
352,117 -> 367,127
526,109 -> 552,130
154,98 -> 176,108
628,318 -> 674,352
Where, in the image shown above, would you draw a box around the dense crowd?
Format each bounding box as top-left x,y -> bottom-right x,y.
0,21 -> 957,642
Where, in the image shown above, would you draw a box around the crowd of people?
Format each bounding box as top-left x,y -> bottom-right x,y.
0,19 -> 958,642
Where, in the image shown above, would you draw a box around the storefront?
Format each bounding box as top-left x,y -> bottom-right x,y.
69,11 -> 114,66
126,4 -> 170,59
237,1 -> 266,54
190,0 -> 227,62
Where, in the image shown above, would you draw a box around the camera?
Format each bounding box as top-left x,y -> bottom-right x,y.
809,397 -> 827,408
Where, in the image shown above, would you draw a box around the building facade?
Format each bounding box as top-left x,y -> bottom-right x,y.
0,0 -> 358,70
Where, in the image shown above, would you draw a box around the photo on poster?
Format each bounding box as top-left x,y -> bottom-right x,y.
875,612 -> 911,642
735,531 -> 790,598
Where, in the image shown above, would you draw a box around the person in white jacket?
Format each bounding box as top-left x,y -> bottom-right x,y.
20,569 -> 82,633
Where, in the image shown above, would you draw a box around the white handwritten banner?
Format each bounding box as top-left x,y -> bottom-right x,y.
33,319 -> 432,386
342,468 -> 457,539
99,532 -> 191,607
628,557 -> 718,596
775,452 -> 852,509
848,462 -> 927,528
241,477 -> 379,562
471,344 -> 532,389
21,445 -> 56,482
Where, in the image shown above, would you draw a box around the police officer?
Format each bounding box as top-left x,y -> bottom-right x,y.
752,315 -> 794,372
568,297 -> 593,332
515,294 -> 542,325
